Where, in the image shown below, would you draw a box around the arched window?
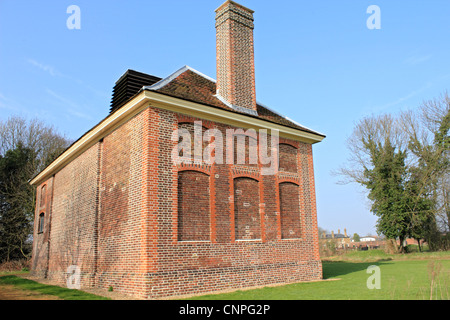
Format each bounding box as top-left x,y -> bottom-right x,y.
279,144 -> 298,173
38,212 -> 45,234
234,177 -> 260,240
177,171 -> 210,241
279,182 -> 301,239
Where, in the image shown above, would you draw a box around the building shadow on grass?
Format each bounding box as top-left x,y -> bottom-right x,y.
322,260 -> 393,279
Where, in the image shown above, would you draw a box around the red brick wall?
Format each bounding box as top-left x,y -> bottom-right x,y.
31,105 -> 322,299
95,109 -> 149,296
143,110 -> 322,298
31,177 -> 54,277
46,140 -> 101,286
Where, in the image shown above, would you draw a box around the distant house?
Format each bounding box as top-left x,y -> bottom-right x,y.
320,229 -> 351,249
360,236 -> 378,242
351,235 -> 385,250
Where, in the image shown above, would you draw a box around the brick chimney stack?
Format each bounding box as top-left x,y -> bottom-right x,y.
215,1 -> 257,113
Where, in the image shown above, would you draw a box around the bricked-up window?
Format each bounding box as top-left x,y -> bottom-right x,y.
279,144 -> 298,173
38,213 -> 45,234
40,185 -> 47,206
177,171 -> 210,241
234,177 -> 261,240
279,182 -> 301,239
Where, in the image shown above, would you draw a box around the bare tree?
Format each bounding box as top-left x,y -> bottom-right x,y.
335,113 -> 407,185
400,92 -> 449,235
0,116 -> 71,173
0,116 -> 72,262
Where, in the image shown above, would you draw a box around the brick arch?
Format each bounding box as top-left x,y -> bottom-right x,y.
177,170 -> 211,241
233,177 -> 261,240
277,175 -> 300,186
178,122 -> 210,131
177,164 -> 212,176
278,182 -> 301,239
278,138 -> 299,149
231,168 -> 260,182
177,114 -> 215,129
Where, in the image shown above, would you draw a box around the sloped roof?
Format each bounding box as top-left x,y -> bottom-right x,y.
141,66 -> 325,137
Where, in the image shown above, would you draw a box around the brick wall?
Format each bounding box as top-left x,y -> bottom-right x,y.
45,140 -> 101,286
139,109 -> 322,298
31,105 -> 322,299
95,109 -> 148,296
31,177 -> 54,277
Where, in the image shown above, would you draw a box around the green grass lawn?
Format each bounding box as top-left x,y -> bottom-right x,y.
1,250 -> 448,300
0,275 -> 110,300
323,247 -> 450,262
188,251 -> 450,300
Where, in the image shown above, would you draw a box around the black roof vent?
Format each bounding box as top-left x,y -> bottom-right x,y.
110,69 -> 161,113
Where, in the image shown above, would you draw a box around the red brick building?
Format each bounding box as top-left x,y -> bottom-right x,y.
30,1 -> 325,299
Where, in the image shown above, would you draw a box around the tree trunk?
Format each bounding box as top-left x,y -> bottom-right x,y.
398,236 -> 406,253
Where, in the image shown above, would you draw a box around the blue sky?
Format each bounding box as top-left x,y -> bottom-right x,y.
1,0 -> 449,237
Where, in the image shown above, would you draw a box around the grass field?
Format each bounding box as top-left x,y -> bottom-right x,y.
0,275 -> 110,300
1,250 -> 449,300
188,250 -> 450,300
